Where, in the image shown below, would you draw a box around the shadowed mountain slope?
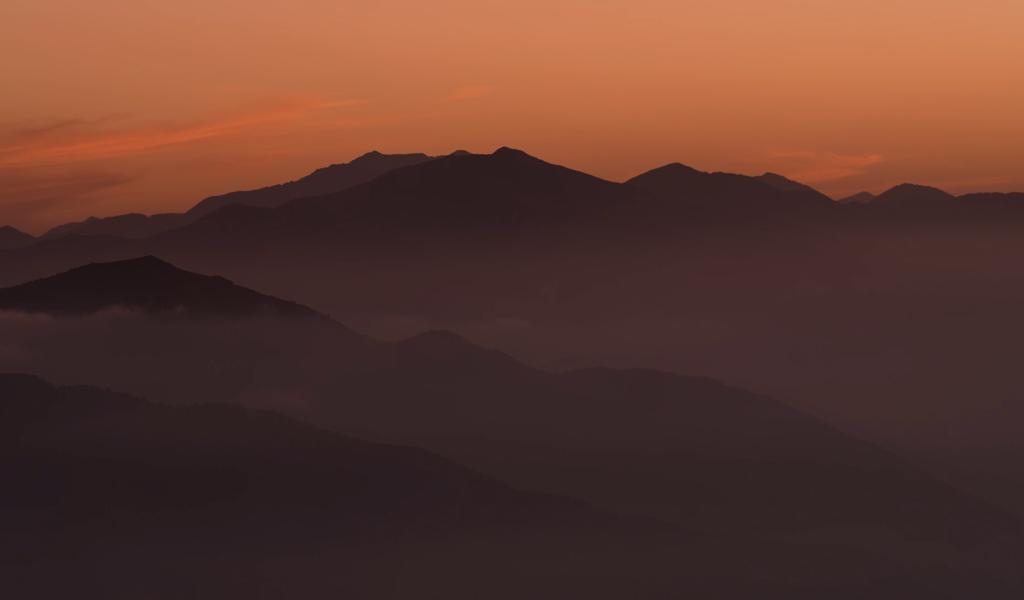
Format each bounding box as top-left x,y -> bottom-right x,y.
41,213 -> 184,241
0,226 -> 34,250
9,373 -> 1012,599
185,150 -> 436,219
37,152 -> 436,242
0,373 -> 597,532
838,191 -> 877,204
873,183 -> 957,208
756,172 -> 834,201
625,162 -> 835,222
0,255 -> 318,317
0,374 -> 646,599
2,258 -> 1018,558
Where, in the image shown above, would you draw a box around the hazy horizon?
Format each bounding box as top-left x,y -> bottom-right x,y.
3,0 -> 1023,232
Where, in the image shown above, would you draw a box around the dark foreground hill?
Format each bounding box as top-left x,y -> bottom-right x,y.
1,258 -> 1021,597
8,373 -> 1009,599
0,226 -> 34,250
0,374 -> 634,599
0,255 -> 319,318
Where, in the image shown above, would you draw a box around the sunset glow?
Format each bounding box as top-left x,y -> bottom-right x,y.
2,0 -> 1022,232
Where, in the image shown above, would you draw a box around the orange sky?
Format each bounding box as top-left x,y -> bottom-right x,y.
2,0 -> 1022,233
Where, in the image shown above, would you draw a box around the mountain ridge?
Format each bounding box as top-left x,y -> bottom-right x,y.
0,225 -> 35,250
35,151 -> 438,242
0,255 -> 323,318
3,255 -> 1016,550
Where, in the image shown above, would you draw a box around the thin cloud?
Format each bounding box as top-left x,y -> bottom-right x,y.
0,97 -> 363,168
0,168 -> 136,231
767,150 -> 883,183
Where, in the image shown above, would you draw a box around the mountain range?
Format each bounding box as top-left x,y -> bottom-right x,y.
35,151 -> 436,241
0,373 -> 651,599
1,257 -> 1020,582
9,148 -> 1021,248
0,225 -> 34,250
0,256 -> 318,317
4,148 -> 1024,595
9,371 -> 1015,598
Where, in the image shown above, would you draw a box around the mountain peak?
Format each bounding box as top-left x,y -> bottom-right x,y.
0,225 -> 36,249
886,182 -> 951,194
492,146 -> 534,159
652,162 -> 704,175
0,256 -> 319,318
838,191 -> 876,204
757,172 -> 810,191
875,183 -> 956,206
184,152 -> 436,220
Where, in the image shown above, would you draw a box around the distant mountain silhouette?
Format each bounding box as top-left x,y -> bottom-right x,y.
300,147 -> 629,228
0,255 -> 318,317
626,162 -> 834,217
959,191 -> 1024,208
0,225 -> 34,250
9,373 -> 1007,599
346,329 -> 1019,545
2,147 -> 1024,559
144,147 -> 636,254
22,148 -> 1024,250
37,151 -> 436,241
838,191 -> 876,204
0,373 -> 648,599
0,372 -> 595,531
41,213 -> 184,240
185,150 -> 435,219
4,256 -> 1016,551
757,172 -> 834,201
872,183 -> 958,207
157,148 -> 845,254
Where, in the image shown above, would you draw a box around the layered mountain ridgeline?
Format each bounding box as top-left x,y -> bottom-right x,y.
1,257 -> 1021,597
184,151 -> 436,220
838,191 -> 877,204
0,373 -> 580,535
24,147 -> 1024,249
0,226 -> 34,250
840,186 -> 1024,216
0,256 -> 321,318
9,373 -> 1014,599
0,374 -> 642,599
35,151 -> 436,241
625,163 -> 834,218
3,147 -> 1022,292
3,148 -> 1024,543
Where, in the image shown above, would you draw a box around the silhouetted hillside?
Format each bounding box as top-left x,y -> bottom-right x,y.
8,373 -> 1010,599
298,147 -> 630,231
872,183 -> 957,207
626,162 -> 835,217
3,258 -> 1024,596
41,213 -> 184,241
1,258 -> 1015,549
757,172 -> 834,202
0,225 -> 34,250
838,191 -> 876,204
37,152 -> 436,241
0,373 -> 595,532
342,329 -> 1020,544
185,150 -> 435,219
3,151 -> 1024,546
0,374 -> 641,598
0,255 -> 318,317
